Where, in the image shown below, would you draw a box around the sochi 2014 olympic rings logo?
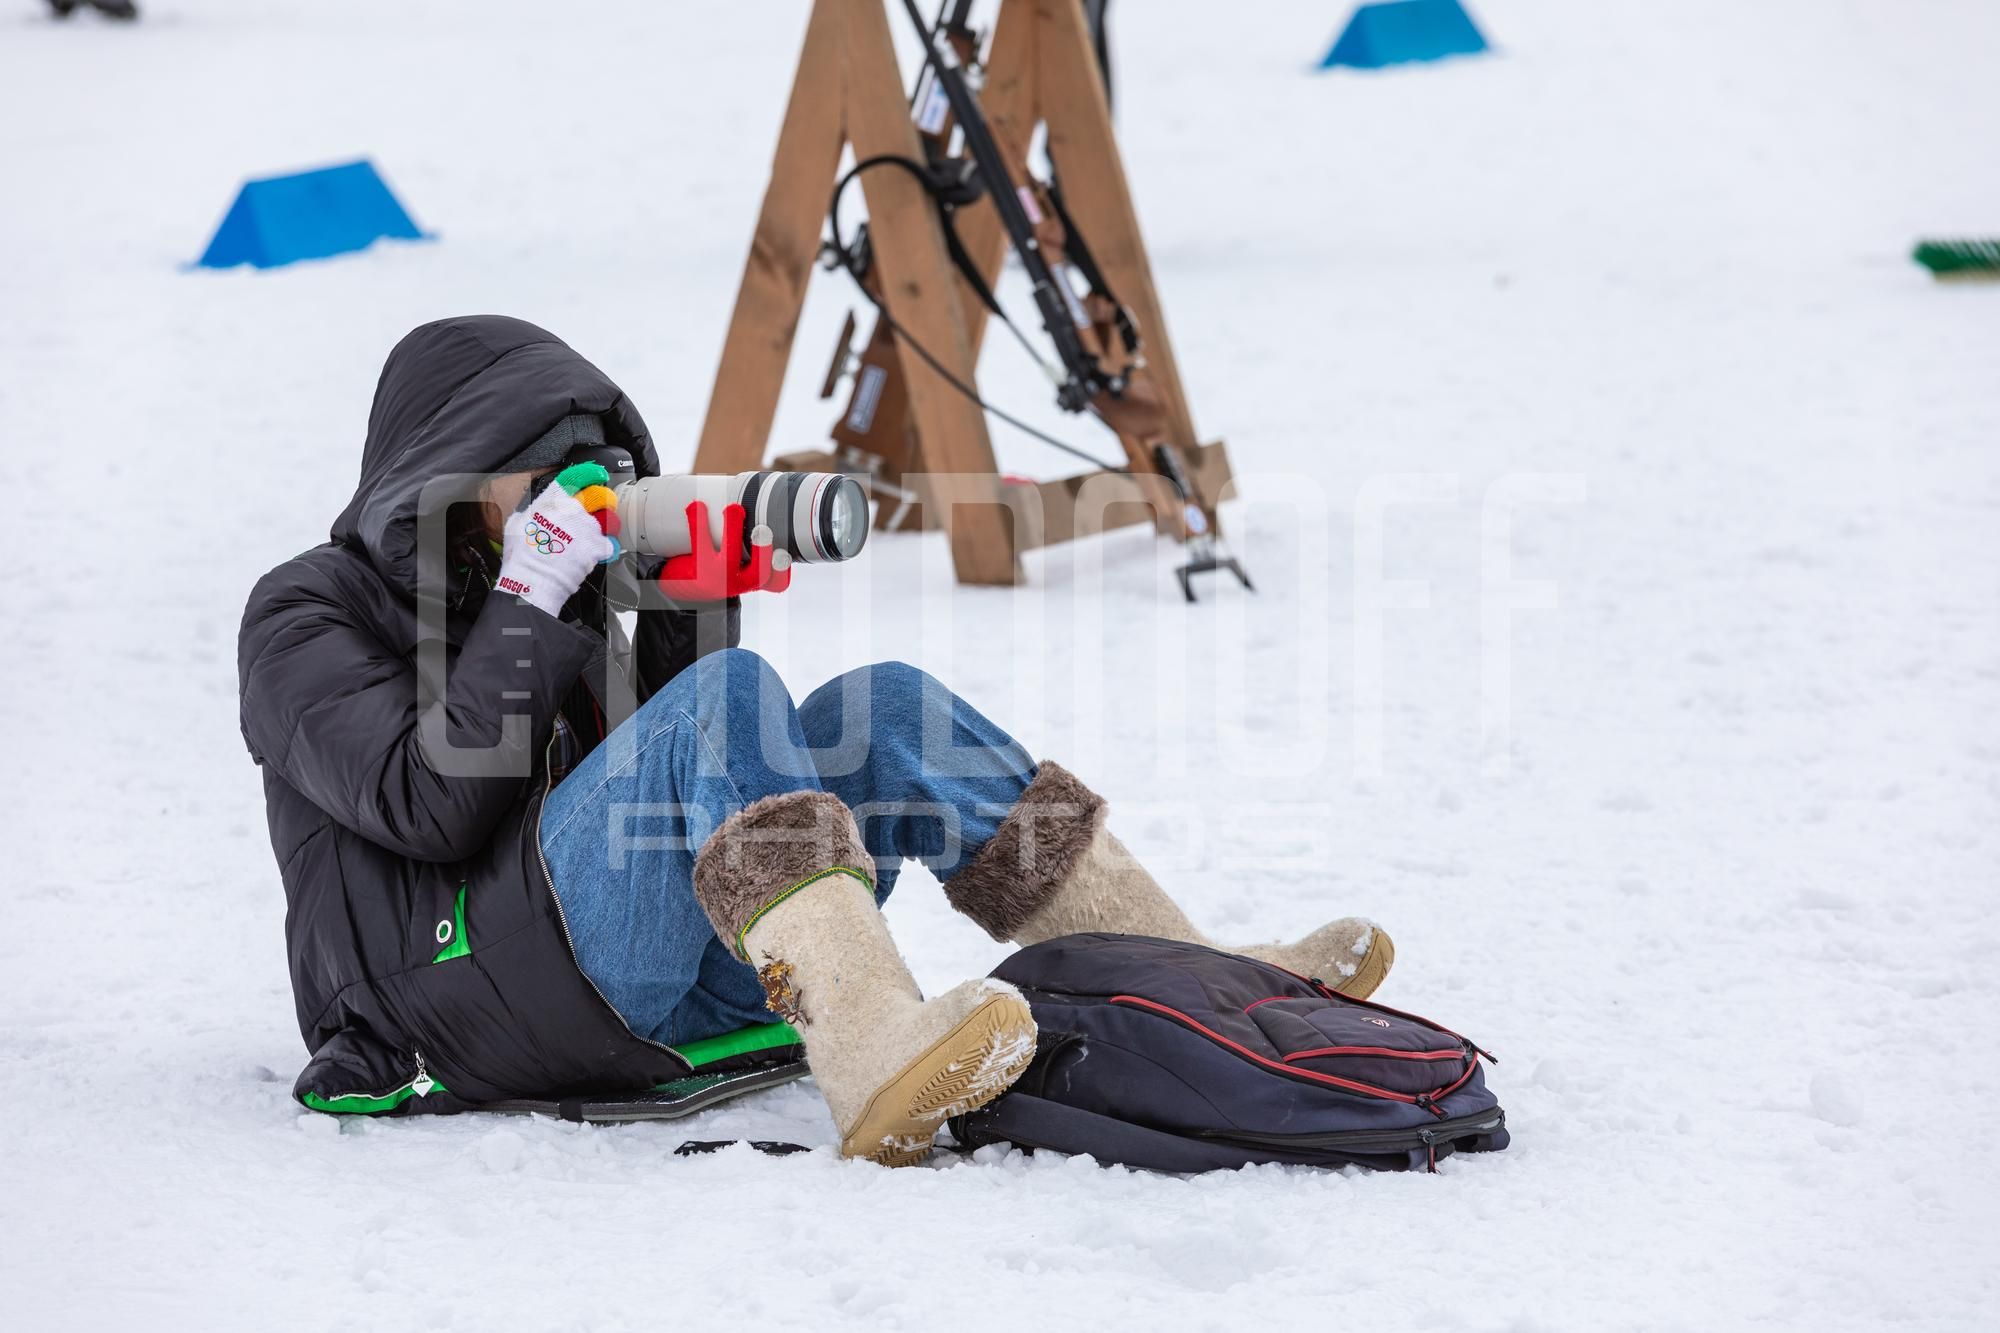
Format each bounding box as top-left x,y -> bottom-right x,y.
524,519 -> 567,555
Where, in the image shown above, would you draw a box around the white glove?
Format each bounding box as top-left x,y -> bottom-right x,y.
494,479 -> 616,617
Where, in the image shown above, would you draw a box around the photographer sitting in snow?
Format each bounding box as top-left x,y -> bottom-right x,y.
238,315 -> 1393,1163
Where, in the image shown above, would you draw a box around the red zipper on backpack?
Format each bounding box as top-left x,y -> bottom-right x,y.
1108,994 -> 1450,1115
1427,1056 -> 1482,1103
1261,961 -> 1500,1065
1283,1045 -> 1466,1063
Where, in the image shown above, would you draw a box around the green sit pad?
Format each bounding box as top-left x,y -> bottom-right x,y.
476,1023 -> 806,1124
668,1020 -> 801,1068
477,1058 -> 808,1124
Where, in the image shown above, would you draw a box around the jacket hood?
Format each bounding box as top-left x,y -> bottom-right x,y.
331,315 -> 659,595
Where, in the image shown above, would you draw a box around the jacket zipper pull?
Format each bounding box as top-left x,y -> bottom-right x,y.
411,1050 -> 435,1098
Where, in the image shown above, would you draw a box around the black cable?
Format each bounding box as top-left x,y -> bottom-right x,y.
871,283 -> 1127,474
834,156 -> 1057,380
827,156 -> 1126,474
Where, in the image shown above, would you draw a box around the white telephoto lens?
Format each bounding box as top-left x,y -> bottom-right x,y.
614,472 -> 870,563
614,475 -> 733,559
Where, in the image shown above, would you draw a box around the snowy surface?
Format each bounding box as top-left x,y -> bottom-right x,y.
5,1 -> 1999,1328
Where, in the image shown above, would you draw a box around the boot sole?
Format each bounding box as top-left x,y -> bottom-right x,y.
840,992 -> 1038,1167
1335,928 -> 1395,1000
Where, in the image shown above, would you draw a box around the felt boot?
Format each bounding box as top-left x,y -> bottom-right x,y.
944,762 -> 1395,998
693,790 -> 1037,1166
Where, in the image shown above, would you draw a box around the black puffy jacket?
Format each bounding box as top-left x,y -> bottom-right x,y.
238,316 -> 731,1113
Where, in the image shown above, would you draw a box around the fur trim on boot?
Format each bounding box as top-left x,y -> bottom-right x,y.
943,761 -> 1107,941
692,790 -> 873,960
948,766 -> 1396,999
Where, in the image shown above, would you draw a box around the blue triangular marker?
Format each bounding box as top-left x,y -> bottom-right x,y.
194,159 -> 432,270
1321,0 -> 1489,70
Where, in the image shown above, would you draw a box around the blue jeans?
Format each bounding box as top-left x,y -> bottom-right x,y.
539,649 -> 1036,1047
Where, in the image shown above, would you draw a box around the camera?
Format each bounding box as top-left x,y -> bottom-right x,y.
551,446 -> 870,566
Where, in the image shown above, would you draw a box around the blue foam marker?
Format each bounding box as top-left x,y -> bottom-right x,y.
195,159 -> 431,269
1321,0 -> 1489,70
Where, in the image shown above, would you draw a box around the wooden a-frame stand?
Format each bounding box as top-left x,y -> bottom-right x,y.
692,0 -> 1234,587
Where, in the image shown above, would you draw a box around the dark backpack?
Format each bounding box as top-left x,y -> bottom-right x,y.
950,933 -> 1510,1173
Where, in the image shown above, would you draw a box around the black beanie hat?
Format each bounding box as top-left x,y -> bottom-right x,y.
503,413 -> 607,475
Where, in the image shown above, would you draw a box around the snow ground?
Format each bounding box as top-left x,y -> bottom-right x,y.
4,0 -> 1998,1328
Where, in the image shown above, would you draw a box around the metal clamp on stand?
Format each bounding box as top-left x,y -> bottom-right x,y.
1151,444 -> 1252,602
